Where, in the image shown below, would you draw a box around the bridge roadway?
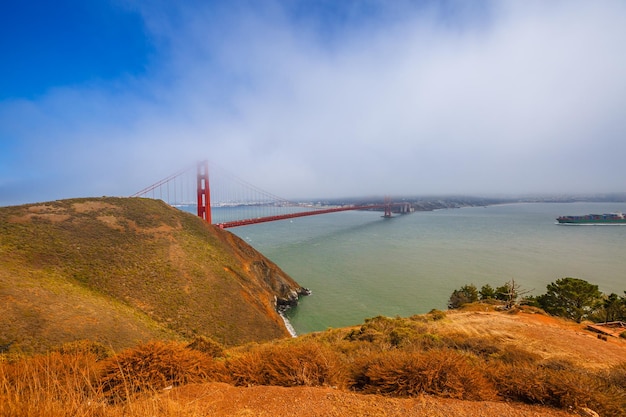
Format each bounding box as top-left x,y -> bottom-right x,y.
216,204 -> 394,229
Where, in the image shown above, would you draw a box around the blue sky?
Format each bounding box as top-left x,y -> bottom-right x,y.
0,1 -> 152,100
1,0 -> 626,206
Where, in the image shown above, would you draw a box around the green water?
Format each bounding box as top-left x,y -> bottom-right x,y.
230,202 -> 626,334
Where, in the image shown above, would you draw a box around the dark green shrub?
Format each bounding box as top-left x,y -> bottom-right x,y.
536,277 -> 602,323
448,284 -> 479,309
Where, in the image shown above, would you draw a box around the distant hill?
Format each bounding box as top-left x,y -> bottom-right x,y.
0,197 -> 307,353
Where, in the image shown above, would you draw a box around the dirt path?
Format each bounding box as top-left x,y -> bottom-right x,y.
163,383 -> 576,417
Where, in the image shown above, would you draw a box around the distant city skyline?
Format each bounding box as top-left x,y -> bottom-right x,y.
1,1 -> 626,206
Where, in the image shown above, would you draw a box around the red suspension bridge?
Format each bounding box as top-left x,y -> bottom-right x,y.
131,161 -> 411,228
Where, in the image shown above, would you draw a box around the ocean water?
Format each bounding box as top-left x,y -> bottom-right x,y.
226,202 -> 626,335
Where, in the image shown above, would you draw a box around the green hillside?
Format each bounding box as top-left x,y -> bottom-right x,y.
0,197 -> 306,353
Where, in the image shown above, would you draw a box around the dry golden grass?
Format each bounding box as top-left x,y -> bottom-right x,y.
98,341 -> 217,402
0,302 -> 626,417
2,310 -> 624,416
486,361 -> 626,415
227,340 -> 342,388
0,351 -> 102,417
436,309 -> 626,368
349,349 -> 497,400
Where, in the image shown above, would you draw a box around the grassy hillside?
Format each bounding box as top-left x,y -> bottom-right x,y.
0,197 -> 306,353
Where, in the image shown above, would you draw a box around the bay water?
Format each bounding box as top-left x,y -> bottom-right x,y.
228,202 -> 626,335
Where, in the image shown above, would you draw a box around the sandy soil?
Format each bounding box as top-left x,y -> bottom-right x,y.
160,382 -> 575,417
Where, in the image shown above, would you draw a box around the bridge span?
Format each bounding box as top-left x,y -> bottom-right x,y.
132,160 -> 411,228
216,203 -> 409,228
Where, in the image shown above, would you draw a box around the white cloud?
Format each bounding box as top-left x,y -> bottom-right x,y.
2,0 -> 626,205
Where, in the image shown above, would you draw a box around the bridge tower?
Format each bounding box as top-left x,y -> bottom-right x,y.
197,160 -> 211,223
383,196 -> 393,218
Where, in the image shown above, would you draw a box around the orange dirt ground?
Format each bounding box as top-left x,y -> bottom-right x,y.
158,382 -> 576,417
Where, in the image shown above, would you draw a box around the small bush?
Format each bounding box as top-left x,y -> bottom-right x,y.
427,309 -> 446,321
389,327 -> 416,348
186,336 -> 225,358
99,341 -> 215,402
487,362 -> 625,416
227,341 -> 341,387
344,315 -> 444,350
52,339 -> 113,360
352,327 -> 385,344
605,362 -> 626,389
349,349 -> 497,401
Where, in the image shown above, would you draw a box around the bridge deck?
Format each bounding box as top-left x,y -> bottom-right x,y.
217,205 -> 388,228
